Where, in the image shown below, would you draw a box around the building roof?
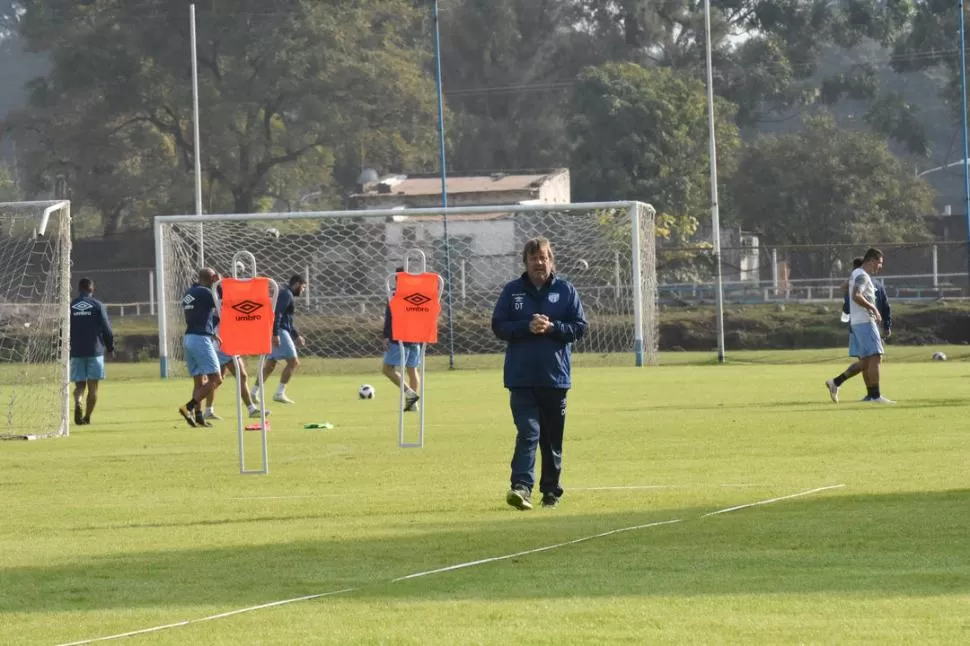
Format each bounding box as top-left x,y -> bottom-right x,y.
351,169 -> 567,198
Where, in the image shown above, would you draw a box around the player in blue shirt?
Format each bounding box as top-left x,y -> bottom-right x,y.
178,267 -> 224,427
69,278 -> 114,426
382,267 -> 421,412
255,274 -> 306,404
492,238 -> 587,510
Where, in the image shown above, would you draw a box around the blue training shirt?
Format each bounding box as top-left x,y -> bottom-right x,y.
182,283 -> 217,336
70,293 -> 114,358
491,273 -> 587,389
273,285 -> 301,337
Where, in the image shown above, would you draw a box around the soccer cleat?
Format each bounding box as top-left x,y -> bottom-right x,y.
541,493 -> 560,508
178,405 -> 197,428
869,396 -> 896,404
81,416 -> 91,425
825,379 -> 839,403
249,408 -> 272,418
404,392 -> 420,412
506,486 -> 533,511
273,394 -> 295,404
74,402 -> 83,425
194,410 -> 212,427
204,411 -> 223,421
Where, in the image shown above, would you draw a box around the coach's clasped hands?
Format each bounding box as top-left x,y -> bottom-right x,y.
530,313 -> 553,335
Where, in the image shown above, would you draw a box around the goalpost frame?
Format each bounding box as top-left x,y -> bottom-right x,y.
1,200 -> 72,438
154,200 -> 654,377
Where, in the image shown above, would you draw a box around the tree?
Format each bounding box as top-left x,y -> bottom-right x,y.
565,0 -> 928,153
440,0 -> 600,172
569,62 -> 740,241
9,0 -> 441,225
730,114 -> 933,277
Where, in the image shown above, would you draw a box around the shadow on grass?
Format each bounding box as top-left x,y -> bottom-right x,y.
3,489 -> 970,621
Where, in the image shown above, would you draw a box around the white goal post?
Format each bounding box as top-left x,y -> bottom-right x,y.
0,200 -> 72,440
153,201 -> 657,377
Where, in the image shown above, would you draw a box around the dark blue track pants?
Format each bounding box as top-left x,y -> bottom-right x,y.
508,387 -> 567,496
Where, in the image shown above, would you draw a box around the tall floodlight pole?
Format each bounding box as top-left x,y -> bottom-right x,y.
191,3 -> 204,266
959,0 -> 970,284
432,0 -> 456,368
704,0 -> 726,363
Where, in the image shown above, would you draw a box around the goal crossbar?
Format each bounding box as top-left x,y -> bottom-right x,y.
154,201 -> 657,377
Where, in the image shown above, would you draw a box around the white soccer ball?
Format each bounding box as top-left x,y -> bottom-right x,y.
574,258 -> 589,271
358,384 -> 376,399
23,322 -> 30,328
265,227 -> 280,240
932,351 -> 948,362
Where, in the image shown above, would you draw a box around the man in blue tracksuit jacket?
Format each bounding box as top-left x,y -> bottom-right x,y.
70,277 -> 114,426
178,267 -> 223,427
492,237 -> 587,510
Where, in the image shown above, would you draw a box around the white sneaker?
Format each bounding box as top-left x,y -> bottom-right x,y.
825,379 -> 839,403
248,408 -> 271,418
868,396 -> 895,404
273,394 -> 295,404
204,411 -> 223,420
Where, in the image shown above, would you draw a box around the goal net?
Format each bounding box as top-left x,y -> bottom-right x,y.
0,201 -> 71,440
154,202 -> 656,376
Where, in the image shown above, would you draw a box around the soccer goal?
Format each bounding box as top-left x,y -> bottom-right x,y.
0,201 -> 72,440
154,201 -> 657,377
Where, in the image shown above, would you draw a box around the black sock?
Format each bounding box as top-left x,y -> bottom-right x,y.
867,385 -> 880,399
833,374 -> 848,387
186,399 -> 197,410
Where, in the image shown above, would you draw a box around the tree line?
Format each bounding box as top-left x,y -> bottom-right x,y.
0,0 -> 949,251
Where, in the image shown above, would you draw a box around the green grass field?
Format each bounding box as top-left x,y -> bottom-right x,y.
3,349 -> 970,645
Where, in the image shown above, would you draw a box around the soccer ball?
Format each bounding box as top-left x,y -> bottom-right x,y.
574,258 -> 590,271
932,351 -> 947,361
265,227 -> 280,240
358,384 -> 376,399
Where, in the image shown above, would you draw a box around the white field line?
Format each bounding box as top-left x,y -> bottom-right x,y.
55,484 -> 844,646
701,484 -> 846,517
571,483 -> 761,491
232,483 -> 763,500
54,588 -> 357,646
393,519 -> 685,582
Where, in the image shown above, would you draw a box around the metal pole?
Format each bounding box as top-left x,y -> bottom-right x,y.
932,244 -> 939,288
959,0 -> 970,284
191,4 -> 204,266
704,0 -> 726,363
432,0 -> 456,369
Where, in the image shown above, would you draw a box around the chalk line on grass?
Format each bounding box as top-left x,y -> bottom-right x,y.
55,588 -> 357,646
701,484 -> 846,517
393,519 -> 685,582
56,484 -> 844,645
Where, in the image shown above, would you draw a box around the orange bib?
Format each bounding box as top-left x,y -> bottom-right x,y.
389,272 -> 442,344
219,277 -> 274,356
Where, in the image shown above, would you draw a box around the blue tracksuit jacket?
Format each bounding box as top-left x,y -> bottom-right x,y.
182,283 -> 217,336
70,293 -> 114,358
491,273 -> 587,389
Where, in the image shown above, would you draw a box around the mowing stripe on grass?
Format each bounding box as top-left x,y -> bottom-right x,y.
701,484 -> 846,517
55,485 -> 844,645
572,483 -> 760,491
